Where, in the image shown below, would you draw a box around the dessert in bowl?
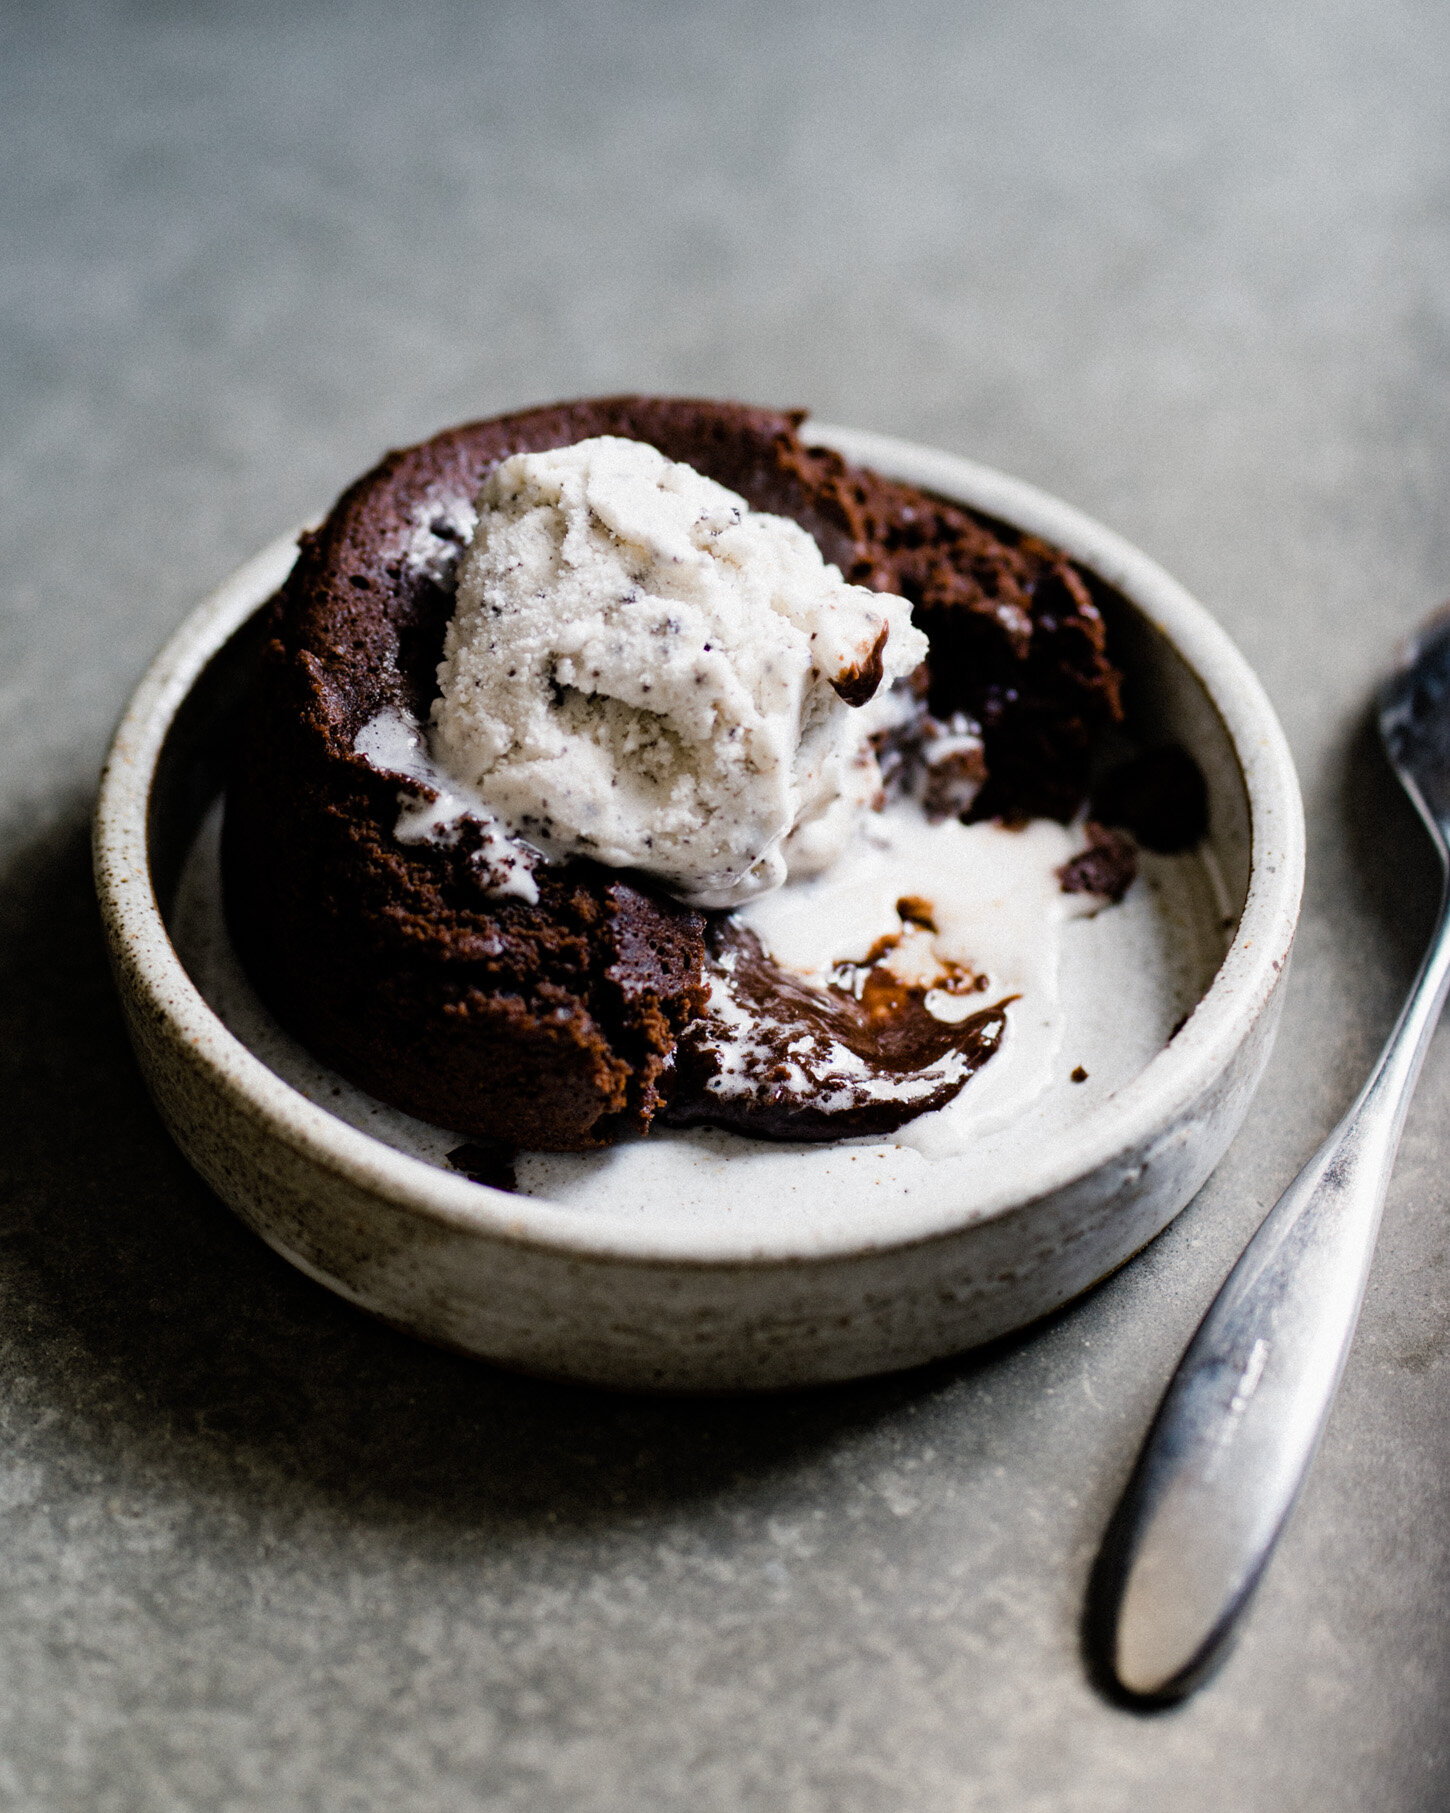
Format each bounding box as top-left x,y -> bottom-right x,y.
94,399 -> 1303,1390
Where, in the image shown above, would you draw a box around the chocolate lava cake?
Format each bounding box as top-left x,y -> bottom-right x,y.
223,398 -> 1125,1153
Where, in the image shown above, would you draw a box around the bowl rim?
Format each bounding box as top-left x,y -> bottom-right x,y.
93,424 -> 1305,1269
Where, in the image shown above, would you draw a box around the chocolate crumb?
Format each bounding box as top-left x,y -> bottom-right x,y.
447,1142 -> 519,1192
1071,1065 -> 1088,1083
921,742 -> 989,822
1058,822 -> 1138,903
1091,745 -> 1208,853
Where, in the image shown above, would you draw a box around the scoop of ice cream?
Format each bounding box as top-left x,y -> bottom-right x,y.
430,436 -> 927,908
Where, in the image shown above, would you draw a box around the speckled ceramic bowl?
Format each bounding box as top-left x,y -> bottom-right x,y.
93,426 -> 1304,1391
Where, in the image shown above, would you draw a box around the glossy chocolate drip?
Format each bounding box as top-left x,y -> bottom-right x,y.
830,621 -> 889,707
664,921 -> 1009,1142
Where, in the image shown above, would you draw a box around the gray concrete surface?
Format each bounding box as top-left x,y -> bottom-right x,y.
4,1 -> 1450,1806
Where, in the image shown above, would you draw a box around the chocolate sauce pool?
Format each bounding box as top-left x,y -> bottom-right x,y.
664,920 -> 1010,1141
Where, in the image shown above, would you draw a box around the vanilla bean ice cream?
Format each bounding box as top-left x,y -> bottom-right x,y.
427,437 -> 927,908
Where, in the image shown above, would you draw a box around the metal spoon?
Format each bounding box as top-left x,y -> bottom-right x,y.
1087,604 -> 1450,1705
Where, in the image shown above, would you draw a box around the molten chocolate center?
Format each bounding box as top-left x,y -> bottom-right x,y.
664,920 -> 1010,1142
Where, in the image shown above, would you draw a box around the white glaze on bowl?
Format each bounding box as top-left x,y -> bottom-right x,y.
92,429 -> 1304,1390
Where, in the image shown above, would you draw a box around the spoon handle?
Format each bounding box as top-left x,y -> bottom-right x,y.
1093,891 -> 1450,1704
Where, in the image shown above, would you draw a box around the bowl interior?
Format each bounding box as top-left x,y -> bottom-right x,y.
134,434 -> 1297,1260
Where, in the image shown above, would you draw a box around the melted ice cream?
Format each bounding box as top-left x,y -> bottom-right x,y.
728,805 -> 1109,1157
353,707 -> 541,904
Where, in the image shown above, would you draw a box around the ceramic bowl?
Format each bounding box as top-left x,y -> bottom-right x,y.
93,426 -> 1304,1391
